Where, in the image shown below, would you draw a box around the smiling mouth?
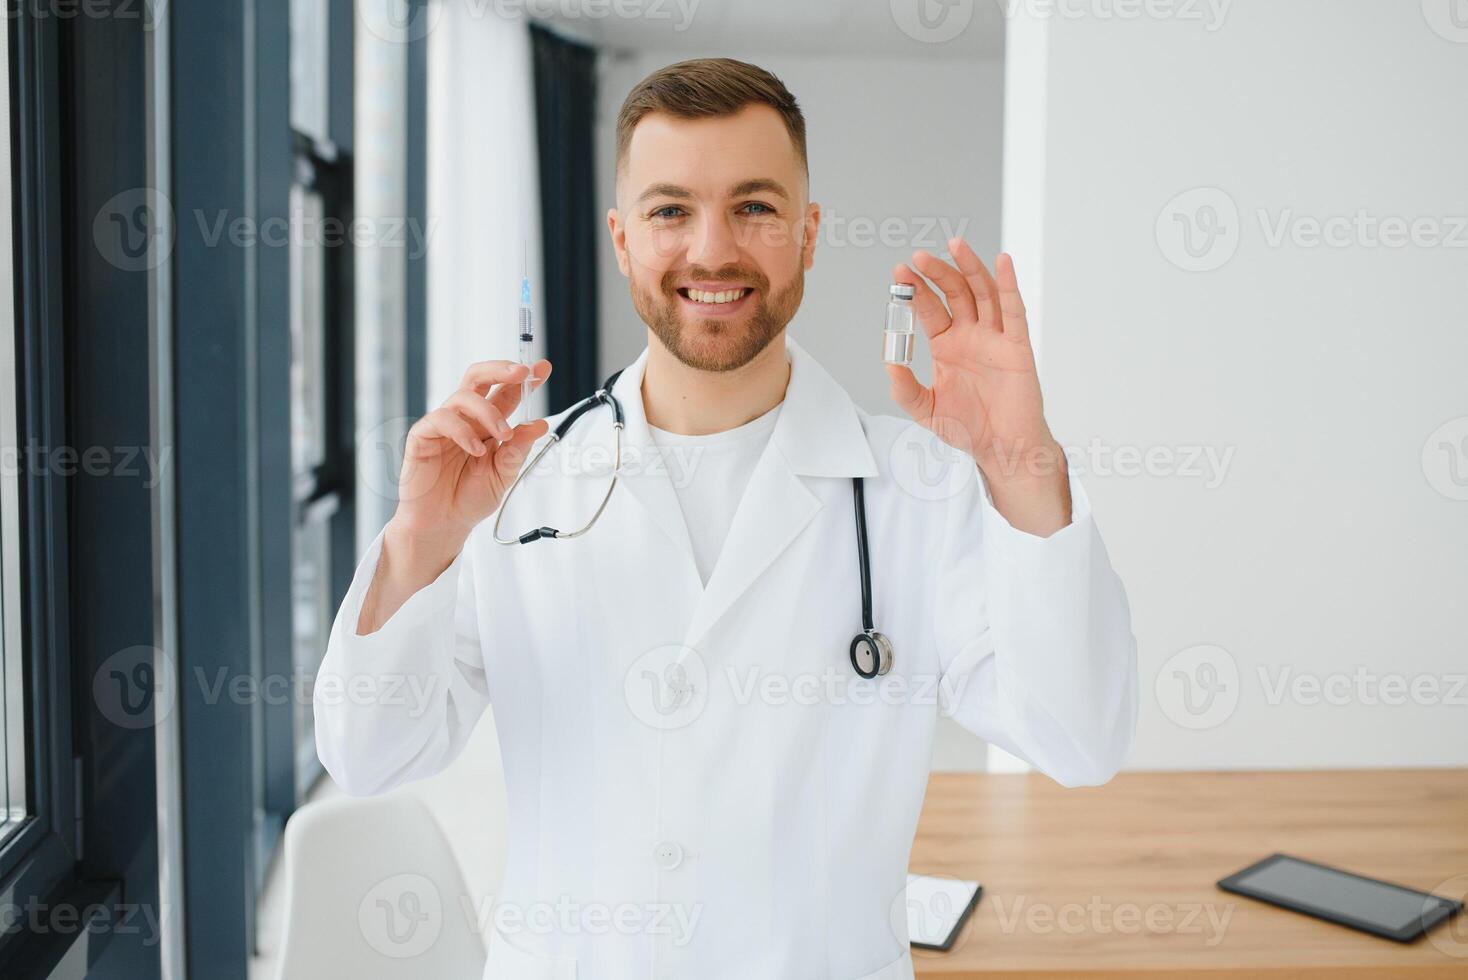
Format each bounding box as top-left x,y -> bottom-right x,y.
676,286 -> 754,307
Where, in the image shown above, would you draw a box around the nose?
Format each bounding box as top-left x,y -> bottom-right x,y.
686,212 -> 741,269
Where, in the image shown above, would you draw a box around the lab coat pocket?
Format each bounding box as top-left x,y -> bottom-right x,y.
482,923 -> 577,979
852,947 -> 914,980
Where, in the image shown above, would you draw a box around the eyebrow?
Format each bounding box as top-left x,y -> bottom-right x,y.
635,182 -> 693,205
729,178 -> 790,200
634,178 -> 792,206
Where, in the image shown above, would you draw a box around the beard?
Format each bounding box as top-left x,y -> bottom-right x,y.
629,258 -> 804,373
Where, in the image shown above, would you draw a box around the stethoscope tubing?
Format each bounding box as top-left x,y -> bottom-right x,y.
489,368 -> 890,676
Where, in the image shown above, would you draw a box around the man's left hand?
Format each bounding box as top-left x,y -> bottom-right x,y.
887,238 -> 1072,537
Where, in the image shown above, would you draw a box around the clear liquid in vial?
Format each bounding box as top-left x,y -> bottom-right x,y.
883,284 -> 916,365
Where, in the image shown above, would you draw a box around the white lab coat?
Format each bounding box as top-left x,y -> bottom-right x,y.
314,334 -> 1138,980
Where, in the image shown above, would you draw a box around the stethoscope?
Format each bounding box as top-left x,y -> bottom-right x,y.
493,370 -> 894,679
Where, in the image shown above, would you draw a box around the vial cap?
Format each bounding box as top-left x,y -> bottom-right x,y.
890,283 -> 916,300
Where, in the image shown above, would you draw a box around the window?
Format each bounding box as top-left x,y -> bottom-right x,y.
288,166 -> 338,796
288,0 -> 355,799
0,3 -> 27,851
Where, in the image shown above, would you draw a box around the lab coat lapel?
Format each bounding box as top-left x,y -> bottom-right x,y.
682,335 -> 879,649
605,349 -> 702,584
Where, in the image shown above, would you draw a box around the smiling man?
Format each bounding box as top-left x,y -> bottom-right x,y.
316,58 -> 1138,979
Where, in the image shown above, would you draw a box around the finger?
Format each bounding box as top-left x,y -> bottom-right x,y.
892,262 -> 951,340
491,418 -> 551,479
447,389 -> 513,442
486,359 -> 552,417
884,363 -> 934,422
460,359 -> 530,395
413,408 -> 487,457
994,252 -> 1031,343
912,248 -> 979,326
950,238 -> 1001,333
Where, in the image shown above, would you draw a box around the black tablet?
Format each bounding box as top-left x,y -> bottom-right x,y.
1217,853 -> 1462,942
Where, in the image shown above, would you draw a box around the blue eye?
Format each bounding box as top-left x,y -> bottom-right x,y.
651,206 -> 686,220
741,202 -> 775,215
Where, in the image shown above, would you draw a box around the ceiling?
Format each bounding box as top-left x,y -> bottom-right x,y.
529,0 -> 1007,59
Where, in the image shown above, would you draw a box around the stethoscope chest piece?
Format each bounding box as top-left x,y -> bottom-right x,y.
849,629 -> 894,680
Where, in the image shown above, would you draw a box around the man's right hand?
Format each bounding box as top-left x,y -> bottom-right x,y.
357,358 -> 552,634
395,358 -> 554,538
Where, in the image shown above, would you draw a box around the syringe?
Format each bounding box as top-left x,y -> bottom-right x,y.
518,246 -> 533,424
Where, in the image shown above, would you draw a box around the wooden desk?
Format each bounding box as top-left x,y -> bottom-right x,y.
909,770 -> 1468,978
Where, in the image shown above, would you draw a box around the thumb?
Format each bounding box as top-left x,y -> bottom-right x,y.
492,418 -> 550,484
885,363 -> 932,422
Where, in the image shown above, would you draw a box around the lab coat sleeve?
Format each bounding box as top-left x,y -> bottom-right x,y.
934,464 -> 1138,787
312,524 -> 491,797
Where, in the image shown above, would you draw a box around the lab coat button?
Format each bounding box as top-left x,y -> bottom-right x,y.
652,841 -> 684,870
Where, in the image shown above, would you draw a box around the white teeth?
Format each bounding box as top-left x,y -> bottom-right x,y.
687,288 -> 746,304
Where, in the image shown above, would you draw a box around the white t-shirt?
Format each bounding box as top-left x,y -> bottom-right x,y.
648,402 -> 783,586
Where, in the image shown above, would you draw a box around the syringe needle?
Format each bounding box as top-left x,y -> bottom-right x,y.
519,242 -> 533,425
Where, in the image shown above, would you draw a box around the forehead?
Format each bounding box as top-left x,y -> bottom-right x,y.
620,104 -> 805,199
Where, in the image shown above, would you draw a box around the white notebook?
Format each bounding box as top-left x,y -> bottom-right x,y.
905,873 -> 983,950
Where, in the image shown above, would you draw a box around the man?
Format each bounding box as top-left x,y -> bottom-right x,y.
317,58 -> 1137,979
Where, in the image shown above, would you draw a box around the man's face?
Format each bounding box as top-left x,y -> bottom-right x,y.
608,104 -> 820,373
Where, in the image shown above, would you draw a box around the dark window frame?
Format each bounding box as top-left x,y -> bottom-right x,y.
284,127 -> 356,803
0,0 -> 78,910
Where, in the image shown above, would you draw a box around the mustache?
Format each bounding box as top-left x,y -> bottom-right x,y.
660,266 -> 770,293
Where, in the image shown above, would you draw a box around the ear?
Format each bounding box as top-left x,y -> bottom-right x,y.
607,208 -> 629,278
802,201 -> 821,271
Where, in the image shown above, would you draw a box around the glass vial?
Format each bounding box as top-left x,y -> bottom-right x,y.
883,283 -> 916,365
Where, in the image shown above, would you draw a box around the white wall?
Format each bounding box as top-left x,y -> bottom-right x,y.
592,49 -> 1006,770
1006,3 -> 1468,769
426,6 -> 546,411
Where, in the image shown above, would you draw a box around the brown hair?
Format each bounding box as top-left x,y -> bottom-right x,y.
614,58 -> 807,177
